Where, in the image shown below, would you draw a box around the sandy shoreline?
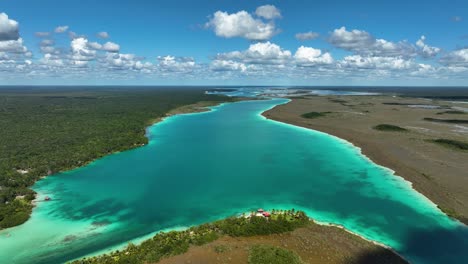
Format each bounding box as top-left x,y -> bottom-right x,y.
263,95 -> 468,224
71,98 -> 409,263
157,216 -> 408,264
310,219 -> 407,262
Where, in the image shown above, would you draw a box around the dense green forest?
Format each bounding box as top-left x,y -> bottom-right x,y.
72,210 -> 309,264
0,87 -> 231,228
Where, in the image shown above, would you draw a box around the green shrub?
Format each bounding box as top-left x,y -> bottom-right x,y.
0,199 -> 33,229
436,110 -> 466,115
423,118 -> 468,124
300,111 -> 332,119
429,139 -> 468,150
248,245 -> 303,264
373,124 -> 408,132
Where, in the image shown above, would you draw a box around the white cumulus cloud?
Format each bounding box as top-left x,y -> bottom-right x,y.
329,26 -> 415,57
157,55 -> 196,72
416,36 -> 440,58
339,55 -> 413,70
54,25 -> 69,33
294,46 -> 334,66
440,48 -> 468,67
97,31 -> 109,39
102,42 -> 120,52
0,13 -> 19,41
295,32 -> 319,41
71,37 -> 96,62
206,10 -> 278,41
87,41 -> 102,50
210,59 -> 247,72
255,5 -> 281,19
216,41 -> 291,65
40,53 -> 64,67
0,38 -> 29,54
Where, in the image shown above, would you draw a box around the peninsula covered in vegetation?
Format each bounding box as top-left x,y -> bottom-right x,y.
72,210 -> 407,264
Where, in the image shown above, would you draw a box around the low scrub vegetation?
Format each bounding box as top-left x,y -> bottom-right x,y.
301,111 -> 332,119
373,124 -> 408,132
428,139 -> 468,151
423,117 -> 468,124
248,244 -> 303,264
436,110 -> 466,115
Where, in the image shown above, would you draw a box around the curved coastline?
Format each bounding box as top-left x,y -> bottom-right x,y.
310,219 -> 407,262
2,97 -> 466,264
260,102 -> 447,217
28,101 -> 233,216
70,97 -> 411,262
74,97 -> 416,262
262,100 -> 468,228
68,99 -> 256,260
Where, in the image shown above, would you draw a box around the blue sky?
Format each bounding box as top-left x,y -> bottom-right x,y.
1,0 -> 467,85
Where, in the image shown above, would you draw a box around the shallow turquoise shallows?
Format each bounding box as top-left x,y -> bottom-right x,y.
0,99 -> 467,264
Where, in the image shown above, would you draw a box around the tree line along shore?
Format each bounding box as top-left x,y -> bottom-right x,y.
0,87 -> 234,229
71,209 -> 407,264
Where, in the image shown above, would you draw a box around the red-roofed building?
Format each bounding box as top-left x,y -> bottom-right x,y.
262,212 -> 271,217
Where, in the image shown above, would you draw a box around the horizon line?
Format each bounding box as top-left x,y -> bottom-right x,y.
1,85 -> 468,88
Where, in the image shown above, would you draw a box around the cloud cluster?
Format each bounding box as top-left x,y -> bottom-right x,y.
0,13 -> 31,66
416,36 -> 440,58
157,56 -> 196,72
329,27 -> 417,57
212,42 -> 336,76
206,5 -> 281,41
216,42 -> 291,65
210,59 -> 248,72
339,55 -> 414,70
1,9 -> 468,84
440,48 -> 468,67
88,41 -> 120,52
104,53 -> 148,71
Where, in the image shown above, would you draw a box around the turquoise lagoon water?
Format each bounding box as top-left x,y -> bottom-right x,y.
0,98 -> 467,264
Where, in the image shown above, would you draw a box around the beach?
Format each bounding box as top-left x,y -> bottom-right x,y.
263,95 -> 468,224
